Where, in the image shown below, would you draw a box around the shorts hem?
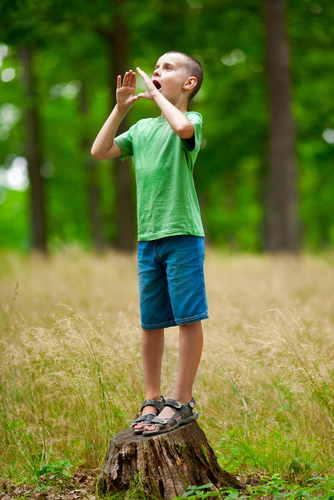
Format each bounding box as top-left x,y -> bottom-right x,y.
141,319 -> 177,330
141,312 -> 209,330
175,312 -> 209,325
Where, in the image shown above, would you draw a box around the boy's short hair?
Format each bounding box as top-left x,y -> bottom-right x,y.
165,51 -> 204,102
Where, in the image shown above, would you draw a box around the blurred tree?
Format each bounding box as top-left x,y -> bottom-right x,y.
109,9 -> 135,251
264,0 -> 300,251
19,47 -> 47,253
80,81 -> 105,253
0,0 -> 48,252
48,0 -> 136,250
0,0 -> 134,250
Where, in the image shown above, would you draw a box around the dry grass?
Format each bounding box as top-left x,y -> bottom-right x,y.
1,249 -> 334,485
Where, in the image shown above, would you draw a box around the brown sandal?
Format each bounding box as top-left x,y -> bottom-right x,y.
131,396 -> 165,434
143,397 -> 198,436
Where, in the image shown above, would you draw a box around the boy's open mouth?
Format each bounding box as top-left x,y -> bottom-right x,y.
152,80 -> 161,90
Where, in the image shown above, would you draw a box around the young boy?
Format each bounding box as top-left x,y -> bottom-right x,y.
91,51 -> 208,436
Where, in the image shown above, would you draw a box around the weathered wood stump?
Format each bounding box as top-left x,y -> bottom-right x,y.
98,421 -> 245,499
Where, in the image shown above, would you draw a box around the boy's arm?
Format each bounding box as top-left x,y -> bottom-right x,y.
136,67 -> 194,140
91,71 -> 138,160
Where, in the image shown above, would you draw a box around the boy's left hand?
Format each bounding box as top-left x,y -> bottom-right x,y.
136,67 -> 159,101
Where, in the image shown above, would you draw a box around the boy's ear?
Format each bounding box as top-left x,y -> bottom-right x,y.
183,76 -> 197,91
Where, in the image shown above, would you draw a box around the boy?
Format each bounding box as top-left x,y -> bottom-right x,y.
91,51 -> 208,436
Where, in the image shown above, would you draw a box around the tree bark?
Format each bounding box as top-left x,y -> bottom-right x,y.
264,0 -> 300,251
109,8 -> 135,251
19,46 -> 47,254
80,82 -> 105,253
98,421 -> 245,500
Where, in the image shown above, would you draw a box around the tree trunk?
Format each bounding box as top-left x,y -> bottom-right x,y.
98,421 -> 245,500
19,46 -> 47,254
80,82 -> 105,253
264,0 -> 300,252
109,9 -> 135,251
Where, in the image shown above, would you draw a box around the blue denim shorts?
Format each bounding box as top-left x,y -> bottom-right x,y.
137,235 -> 209,330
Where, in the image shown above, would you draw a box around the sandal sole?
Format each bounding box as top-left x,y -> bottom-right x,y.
133,427 -> 146,435
143,412 -> 199,437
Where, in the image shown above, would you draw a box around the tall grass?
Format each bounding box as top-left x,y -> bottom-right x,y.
1,249 -> 334,484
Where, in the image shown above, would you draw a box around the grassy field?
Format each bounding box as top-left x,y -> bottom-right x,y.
1,249 -> 334,499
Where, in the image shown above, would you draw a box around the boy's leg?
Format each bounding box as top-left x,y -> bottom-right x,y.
144,320 -> 203,431
171,321 -> 203,402
133,328 -> 164,430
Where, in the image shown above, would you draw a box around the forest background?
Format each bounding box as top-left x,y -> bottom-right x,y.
0,0 -> 333,254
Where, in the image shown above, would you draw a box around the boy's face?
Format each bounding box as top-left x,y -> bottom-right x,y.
151,53 -> 191,104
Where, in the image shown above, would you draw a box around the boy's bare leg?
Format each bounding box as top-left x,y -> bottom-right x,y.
145,321 -> 203,431
133,328 -> 164,430
171,320 -> 203,402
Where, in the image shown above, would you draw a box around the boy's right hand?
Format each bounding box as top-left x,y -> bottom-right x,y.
116,70 -> 138,111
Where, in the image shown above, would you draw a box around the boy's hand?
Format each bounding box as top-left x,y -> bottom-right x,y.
136,67 -> 159,101
116,70 -> 138,111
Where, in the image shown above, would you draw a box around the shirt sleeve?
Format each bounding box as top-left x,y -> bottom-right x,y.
181,112 -> 203,153
114,126 -> 134,160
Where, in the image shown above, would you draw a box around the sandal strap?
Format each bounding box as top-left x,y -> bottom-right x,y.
140,396 -> 165,413
150,416 -> 179,427
164,398 -> 196,417
132,413 -> 156,424
131,413 -> 157,427
164,399 -> 182,410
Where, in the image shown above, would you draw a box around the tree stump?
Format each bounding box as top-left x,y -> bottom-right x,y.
97,421 -> 245,499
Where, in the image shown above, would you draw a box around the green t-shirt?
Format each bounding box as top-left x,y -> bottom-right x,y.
114,111 -> 205,241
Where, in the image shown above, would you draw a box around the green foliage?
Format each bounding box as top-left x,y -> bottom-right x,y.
36,458 -> 73,479
217,426 -> 327,477
0,0 -> 334,250
178,475 -> 334,499
181,483 -> 214,498
0,190 -> 29,249
20,452 -> 73,482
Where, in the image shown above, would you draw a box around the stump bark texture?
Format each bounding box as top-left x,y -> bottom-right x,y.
98,421 -> 244,499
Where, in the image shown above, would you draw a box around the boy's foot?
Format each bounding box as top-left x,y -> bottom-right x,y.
131,397 -> 165,434
143,398 -> 198,436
